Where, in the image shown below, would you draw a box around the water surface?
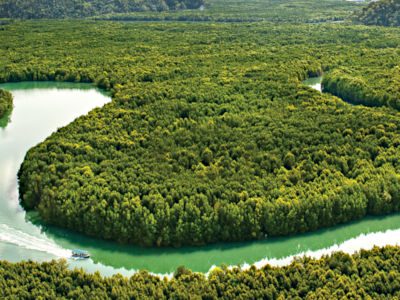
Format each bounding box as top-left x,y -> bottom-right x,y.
0,81 -> 399,277
303,76 -> 322,92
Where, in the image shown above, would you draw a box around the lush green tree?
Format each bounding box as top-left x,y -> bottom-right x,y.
354,0 -> 400,27
1,246 -> 400,298
322,67 -> 400,110
0,88 -> 12,118
0,0 -> 206,19
0,20 -> 399,247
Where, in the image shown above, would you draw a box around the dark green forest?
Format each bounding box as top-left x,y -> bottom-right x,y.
0,0 -> 205,19
94,0 -> 365,23
322,65 -> 400,110
0,0 -> 400,297
0,88 -> 12,118
354,0 -> 400,26
1,246 -> 400,299
0,20 -> 396,247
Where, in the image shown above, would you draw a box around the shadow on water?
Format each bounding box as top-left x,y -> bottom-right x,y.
26,210 -> 400,274
0,81 -> 111,96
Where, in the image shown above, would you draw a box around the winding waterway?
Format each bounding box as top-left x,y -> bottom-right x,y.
0,80 -> 400,277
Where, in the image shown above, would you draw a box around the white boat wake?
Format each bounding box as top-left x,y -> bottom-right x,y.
0,223 -> 71,258
233,228 -> 400,271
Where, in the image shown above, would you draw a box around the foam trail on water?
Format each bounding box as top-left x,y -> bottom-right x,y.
0,224 -> 71,258
214,228 -> 400,274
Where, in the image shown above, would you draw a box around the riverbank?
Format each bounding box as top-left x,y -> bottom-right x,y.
0,89 -> 12,118
1,82 -> 400,277
1,245 -> 399,298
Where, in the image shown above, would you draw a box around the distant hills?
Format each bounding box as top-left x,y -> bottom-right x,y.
0,0 -> 205,19
354,0 -> 400,26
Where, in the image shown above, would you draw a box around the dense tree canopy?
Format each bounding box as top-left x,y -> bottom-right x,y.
322,63 -> 400,110
1,0 -> 399,296
0,0 -> 205,19
94,0 -> 366,23
354,0 -> 400,26
0,88 -> 12,118
0,20 -> 395,247
1,246 -> 400,299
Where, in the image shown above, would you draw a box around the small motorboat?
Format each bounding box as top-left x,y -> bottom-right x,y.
71,249 -> 90,260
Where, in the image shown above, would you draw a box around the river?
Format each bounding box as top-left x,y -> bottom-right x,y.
0,80 -> 399,277
303,76 -> 322,92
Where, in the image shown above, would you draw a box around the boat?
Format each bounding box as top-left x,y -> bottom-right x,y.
71,249 -> 90,259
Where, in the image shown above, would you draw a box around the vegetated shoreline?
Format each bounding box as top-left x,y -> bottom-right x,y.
0,88 -> 13,118
305,74 -> 395,109
322,69 -> 400,110
11,68 -> 400,248
1,245 -> 400,298
4,20 -> 400,248
63,226 -> 400,279
17,72 -> 400,248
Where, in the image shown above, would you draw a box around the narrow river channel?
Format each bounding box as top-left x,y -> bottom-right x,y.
0,80 -> 399,277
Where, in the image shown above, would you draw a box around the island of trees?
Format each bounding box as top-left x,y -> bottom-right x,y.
1,246 -> 400,298
0,0 -> 205,19
354,0 -> 400,26
0,89 -> 12,119
0,19 -> 395,247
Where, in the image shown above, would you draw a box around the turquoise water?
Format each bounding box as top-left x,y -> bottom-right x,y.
0,81 -> 399,277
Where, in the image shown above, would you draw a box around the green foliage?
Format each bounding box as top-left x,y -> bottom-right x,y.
96,0 -> 366,23
354,0 -> 400,26
1,246 -> 400,298
0,88 -> 12,118
323,65 -> 400,110
0,20 -> 396,247
0,0 -> 205,19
